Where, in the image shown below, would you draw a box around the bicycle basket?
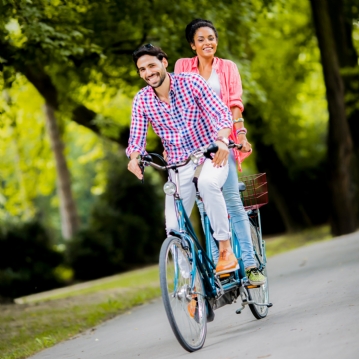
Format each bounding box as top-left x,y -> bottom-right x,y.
239,173 -> 268,210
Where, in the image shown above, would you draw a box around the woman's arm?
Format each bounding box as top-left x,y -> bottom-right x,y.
230,106 -> 251,152
227,61 -> 251,152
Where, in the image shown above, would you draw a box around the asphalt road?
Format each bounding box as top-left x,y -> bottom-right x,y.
29,232 -> 359,359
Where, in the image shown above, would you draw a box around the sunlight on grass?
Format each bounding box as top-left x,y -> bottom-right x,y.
265,225 -> 332,257
18,265 -> 160,303
0,269 -> 161,359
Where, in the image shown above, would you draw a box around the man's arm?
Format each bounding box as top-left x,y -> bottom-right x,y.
126,94 -> 149,179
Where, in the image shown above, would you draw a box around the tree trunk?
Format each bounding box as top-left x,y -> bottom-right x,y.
44,103 -> 79,239
309,0 -> 356,235
327,0 -> 359,226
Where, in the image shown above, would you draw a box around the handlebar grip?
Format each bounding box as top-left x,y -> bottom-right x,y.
204,143 -> 219,159
142,154 -> 153,162
138,154 -> 153,184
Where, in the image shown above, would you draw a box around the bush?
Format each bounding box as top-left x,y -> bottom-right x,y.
0,221 -> 64,300
67,153 -> 165,281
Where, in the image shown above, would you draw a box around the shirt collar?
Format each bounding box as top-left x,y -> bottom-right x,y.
191,56 -> 219,71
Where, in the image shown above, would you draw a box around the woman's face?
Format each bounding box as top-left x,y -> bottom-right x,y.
191,27 -> 218,58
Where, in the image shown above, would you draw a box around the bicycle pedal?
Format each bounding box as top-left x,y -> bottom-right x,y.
246,284 -> 260,288
219,273 -> 231,279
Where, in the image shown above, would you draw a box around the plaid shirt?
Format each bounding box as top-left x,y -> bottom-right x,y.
126,72 -> 232,164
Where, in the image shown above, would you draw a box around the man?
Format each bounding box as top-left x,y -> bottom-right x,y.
126,44 -> 237,273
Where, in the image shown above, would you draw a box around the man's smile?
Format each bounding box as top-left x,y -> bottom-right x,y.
146,73 -> 159,83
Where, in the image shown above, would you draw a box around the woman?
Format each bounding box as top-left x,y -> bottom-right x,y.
175,19 -> 266,285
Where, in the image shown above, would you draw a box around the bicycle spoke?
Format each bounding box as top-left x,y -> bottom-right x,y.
247,223 -> 270,319
160,236 -> 207,352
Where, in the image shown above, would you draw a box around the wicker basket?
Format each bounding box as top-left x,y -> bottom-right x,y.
239,173 -> 268,210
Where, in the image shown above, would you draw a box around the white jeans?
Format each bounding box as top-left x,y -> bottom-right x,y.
165,159 -> 230,241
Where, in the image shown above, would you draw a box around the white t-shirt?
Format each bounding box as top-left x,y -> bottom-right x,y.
207,69 -> 221,98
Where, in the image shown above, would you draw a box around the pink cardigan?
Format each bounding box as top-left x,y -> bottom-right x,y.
174,56 -> 251,170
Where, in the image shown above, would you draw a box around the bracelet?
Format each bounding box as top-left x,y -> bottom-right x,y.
216,136 -> 229,146
233,118 -> 244,123
236,127 -> 247,136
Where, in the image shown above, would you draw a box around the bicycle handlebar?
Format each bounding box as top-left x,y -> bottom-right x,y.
138,141 -> 243,172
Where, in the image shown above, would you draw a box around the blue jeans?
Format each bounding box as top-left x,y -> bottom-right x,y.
196,150 -> 256,268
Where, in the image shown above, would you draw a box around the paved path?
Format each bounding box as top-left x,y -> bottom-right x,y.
29,232 -> 359,359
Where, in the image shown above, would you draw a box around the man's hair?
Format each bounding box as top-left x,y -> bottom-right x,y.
132,44 -> 168,67
185,19 -> 218,44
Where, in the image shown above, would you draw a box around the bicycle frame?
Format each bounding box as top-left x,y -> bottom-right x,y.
139,146 -> 270,314
167,168 -> 245,301
141,145 -> 271,352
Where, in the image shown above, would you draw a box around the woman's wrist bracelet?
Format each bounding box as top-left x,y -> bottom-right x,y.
236,127 -> 247,136
233,118 -> 244,123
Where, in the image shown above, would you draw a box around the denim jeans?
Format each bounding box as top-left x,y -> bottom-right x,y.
196,150 -> 256,268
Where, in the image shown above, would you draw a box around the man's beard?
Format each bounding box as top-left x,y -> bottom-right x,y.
147,70 -> 166,88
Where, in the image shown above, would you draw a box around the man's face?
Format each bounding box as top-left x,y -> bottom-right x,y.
137,55 -> 168,88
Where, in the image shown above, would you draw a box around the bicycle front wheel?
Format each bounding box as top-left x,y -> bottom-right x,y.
248,224 -> 270,319
159,236 -> 207,352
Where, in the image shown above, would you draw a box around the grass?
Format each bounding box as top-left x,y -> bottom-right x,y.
264,225 -> 332,257
0,266 -> 161,359
0,225 -> 333,359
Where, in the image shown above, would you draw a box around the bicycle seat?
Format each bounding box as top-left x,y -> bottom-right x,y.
238,182 -> 246,192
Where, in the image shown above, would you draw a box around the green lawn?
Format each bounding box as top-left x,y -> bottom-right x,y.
0,226 -> 332,359
265,225 -> 332,257
0,266 -> 161,359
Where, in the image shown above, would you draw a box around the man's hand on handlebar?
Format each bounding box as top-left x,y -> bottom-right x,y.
128,153 -> 143,180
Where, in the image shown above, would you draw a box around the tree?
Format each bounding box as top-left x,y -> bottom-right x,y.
243,1 -> 330,232
0,0 -> 259,145
44,104 -> 79,239
2,0 -> 347,237
326,0 -> 359,230
309,0 -> 358,235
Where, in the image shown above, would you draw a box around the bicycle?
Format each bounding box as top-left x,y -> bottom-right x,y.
139,142 -> 272,352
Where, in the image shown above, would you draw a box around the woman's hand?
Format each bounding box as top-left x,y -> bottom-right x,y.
237,134 -> 252,152
213,141 -> 229,167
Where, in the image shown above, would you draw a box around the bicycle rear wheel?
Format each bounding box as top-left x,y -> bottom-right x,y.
159,236 -> 207,352
248,223 -> 269,319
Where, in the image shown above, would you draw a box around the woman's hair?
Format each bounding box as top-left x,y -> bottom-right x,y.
185,19 -> 218,44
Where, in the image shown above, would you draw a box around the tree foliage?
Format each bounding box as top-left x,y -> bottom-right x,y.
66,153 -> 165,281
1,0 -> 358,297
0,221 -> 64,300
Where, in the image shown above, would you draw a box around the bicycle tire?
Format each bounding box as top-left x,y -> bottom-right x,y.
248,223 -> 270,319
159,235 -> 207,352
